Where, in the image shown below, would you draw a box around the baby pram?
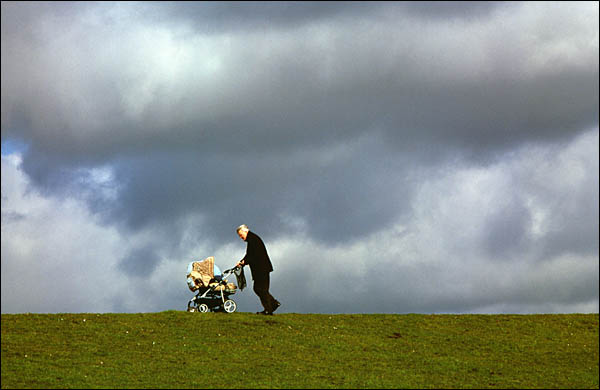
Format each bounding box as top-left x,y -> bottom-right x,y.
186,256 -> 241,313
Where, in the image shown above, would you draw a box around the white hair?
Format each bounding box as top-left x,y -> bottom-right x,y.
236,224 -> 249,233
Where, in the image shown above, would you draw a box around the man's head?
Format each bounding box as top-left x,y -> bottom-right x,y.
236,224 -> 249,240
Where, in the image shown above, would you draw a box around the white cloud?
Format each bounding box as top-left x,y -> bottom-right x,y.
1,154 -> 128,313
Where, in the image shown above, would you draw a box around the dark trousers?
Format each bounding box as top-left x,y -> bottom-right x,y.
253,273 -> 277,312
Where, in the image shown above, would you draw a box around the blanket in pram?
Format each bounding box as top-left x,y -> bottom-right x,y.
187,256 -> 236,292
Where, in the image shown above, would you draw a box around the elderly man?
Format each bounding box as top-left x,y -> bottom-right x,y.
236,224 -> 281,315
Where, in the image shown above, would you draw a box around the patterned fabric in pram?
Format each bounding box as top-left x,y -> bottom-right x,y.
187,256 -> 236,292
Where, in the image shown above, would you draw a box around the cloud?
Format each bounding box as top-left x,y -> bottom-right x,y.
1,154 -> 127,313
3,2 -> 597,158
3,129 -> 597,314
1,2 -> 598,314
270,130 -> 599,314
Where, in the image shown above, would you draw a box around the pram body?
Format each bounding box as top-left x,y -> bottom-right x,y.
186,256 -> 239,313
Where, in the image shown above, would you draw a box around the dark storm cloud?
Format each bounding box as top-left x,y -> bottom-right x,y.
93,134 -> 415,246
141,1 -> 505,34
399,1 -> 502,20
144,1 -> 378,33
118,245 -> 162,277
3,1 -> 597,217
3,1 -> 596,161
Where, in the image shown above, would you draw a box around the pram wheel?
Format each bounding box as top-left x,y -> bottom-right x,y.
223,299 -> 237,313
187,302 -> 210,313
187,300 -> 197,312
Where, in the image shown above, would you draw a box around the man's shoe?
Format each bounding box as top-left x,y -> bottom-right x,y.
271,301 -> 281,313
256,310 -> 268,315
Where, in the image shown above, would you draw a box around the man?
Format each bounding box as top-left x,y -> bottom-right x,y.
236,224 -> 281,315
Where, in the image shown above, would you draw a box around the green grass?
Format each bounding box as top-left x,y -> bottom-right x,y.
2,312 -> 598,389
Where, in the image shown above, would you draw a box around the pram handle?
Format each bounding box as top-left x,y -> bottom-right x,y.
222,265 -> 242,274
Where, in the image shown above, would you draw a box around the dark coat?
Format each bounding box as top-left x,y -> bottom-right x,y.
242,231 -> 273,280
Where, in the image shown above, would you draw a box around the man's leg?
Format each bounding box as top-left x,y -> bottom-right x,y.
253,274 -> 274,313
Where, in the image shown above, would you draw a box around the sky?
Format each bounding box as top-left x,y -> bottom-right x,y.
1,1 -> 598,315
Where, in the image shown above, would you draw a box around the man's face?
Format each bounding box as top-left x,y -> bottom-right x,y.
238,230 -> 248,241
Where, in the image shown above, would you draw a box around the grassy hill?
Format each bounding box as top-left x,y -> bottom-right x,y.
1,312 -> 598,389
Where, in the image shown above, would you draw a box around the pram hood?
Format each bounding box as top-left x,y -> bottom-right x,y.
187,256 -> 234,292
187,256 -> 216,291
